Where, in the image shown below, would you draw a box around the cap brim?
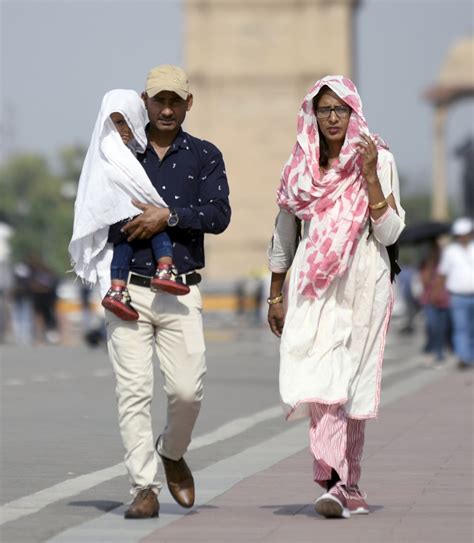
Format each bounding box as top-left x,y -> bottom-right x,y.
146,86 -> 189,100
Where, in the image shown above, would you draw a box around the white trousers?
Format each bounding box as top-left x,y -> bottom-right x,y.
105,281 -> 206,494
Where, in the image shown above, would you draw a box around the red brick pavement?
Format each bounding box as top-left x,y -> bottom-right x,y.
143,370 -> 473,543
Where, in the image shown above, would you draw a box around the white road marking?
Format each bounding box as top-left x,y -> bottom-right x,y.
32,375 -> 48,383
3,368 -> 113,388
0,405 -> 282,525
4,378 -> 24,386
189,405 -> 282,450
46,368 -> 445,543
0,465 -> 127,525
92,368 -> 112,378
54,372 -> 72,381
1,361 -> 443,533
48,423 -> 309,543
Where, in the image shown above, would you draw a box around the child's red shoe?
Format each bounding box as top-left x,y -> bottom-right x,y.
150,264 -> 190,296
101,287 -> 139,321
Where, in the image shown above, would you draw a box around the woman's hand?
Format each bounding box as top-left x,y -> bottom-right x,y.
268,303 -> 285,338
356,133 -> 378,182
121,200 -> 170,242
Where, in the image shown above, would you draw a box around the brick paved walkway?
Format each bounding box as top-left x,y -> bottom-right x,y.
145,369 -> 473,543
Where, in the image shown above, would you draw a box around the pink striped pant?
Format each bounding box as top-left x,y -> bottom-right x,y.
309,403 -> 366,488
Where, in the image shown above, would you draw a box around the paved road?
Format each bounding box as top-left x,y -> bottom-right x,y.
1,315 -> 470,542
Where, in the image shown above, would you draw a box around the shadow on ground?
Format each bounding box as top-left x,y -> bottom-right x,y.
261,504 -> 384,517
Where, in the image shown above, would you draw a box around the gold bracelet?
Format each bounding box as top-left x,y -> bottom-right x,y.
369,199 -> 388,210
267,293 -> 283,305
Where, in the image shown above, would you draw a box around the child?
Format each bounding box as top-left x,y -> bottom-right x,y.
69,89 -> 189,322
102,108 -> 190,320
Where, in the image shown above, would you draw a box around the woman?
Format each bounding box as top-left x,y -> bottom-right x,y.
267,76 -> 405,519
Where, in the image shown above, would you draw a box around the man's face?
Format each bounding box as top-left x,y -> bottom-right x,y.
142,91 -> 193,133
110,112 -> 133,145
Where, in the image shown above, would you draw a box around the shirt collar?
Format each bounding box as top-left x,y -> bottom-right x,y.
144,125 -> 189,152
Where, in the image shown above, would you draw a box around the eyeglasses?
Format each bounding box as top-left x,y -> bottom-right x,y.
315,106 -> 351,119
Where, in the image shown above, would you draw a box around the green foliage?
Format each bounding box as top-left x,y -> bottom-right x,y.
0,146 -> 85,275
402,192 -> 457,226
402,193 -> 432,226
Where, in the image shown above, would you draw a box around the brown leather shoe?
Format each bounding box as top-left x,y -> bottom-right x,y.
158,452 -> 195,508
124,488 -> 159,519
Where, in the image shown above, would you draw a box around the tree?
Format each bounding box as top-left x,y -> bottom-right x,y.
0,146 -> 85,274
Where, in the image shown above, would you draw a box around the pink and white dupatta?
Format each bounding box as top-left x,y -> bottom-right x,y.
277,75 -> 388,298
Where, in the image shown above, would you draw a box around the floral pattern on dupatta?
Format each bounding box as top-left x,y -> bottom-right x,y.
277,75 -> 388,298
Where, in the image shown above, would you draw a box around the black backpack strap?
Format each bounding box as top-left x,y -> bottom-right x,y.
387,161 -> 401,283
387,242 -> 401,283
295,216 -> 302,247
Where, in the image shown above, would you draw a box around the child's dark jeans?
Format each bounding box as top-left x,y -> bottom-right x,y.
111,231 -> 173,281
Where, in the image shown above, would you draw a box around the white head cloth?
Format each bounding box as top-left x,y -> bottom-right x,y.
68,89 -> 166,292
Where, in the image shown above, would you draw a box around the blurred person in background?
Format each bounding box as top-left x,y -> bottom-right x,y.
0,217 -> 13,342
396,264 -> 420,335
418,241 -> 451,367
9,261 -> 34,345
437,217 -> 474,370
79,283 -> 107,348
28,255 -> 60,344
267,76 -> 405,519
79,283 -> 95,336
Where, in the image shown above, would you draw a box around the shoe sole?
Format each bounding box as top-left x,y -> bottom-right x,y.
124,508 -> 159,519
150,280 -> 190,296
315,495 -> 350,519
101,299 -> 139,321
349,506 -> 369,515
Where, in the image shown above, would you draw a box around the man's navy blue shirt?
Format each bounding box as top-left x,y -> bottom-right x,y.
110,128 -> 231,276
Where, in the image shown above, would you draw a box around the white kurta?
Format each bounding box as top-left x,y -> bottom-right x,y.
269,150 -> 405,421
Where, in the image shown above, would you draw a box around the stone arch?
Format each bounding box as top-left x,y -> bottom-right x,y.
425,36 -> 474,219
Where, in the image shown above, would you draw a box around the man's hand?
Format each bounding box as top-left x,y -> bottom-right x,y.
268,303 -> 285,338
121,200 -> 170,242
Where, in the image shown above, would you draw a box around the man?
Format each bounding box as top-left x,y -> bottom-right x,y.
106,65 -> 231,518
437,217 -> 474,370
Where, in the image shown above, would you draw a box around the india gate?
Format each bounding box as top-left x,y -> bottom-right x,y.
184,0 -> 359,280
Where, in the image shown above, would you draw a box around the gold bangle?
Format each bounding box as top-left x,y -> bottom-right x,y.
369,199 -> 388,210
267,293 -> 283,305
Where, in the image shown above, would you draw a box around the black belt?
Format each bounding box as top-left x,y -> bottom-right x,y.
129,271 -> 201,288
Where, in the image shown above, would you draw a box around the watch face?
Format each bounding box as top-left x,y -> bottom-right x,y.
168,210 -> 179,227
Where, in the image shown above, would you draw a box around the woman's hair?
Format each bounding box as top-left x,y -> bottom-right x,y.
312,86 -> 330,168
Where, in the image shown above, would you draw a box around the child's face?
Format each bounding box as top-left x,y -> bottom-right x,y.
110,112 -> 133,145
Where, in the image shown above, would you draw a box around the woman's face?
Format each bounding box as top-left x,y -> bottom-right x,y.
314,90 -> 351,146
110,112 -> 133,145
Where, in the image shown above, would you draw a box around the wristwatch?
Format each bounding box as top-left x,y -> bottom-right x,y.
167,208 -> 179,227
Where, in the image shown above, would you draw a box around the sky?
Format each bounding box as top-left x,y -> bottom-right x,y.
356,0 -> 473,202
1,0 -> 473,202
